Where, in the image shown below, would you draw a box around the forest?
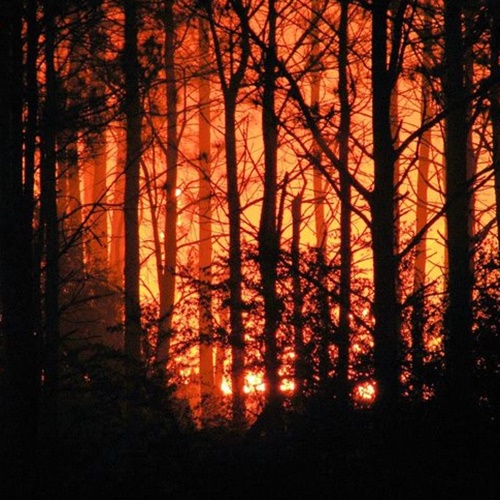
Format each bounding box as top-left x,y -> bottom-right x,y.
1,0 -> 500,498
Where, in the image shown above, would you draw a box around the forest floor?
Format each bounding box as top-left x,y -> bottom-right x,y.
39,403 -> 500,500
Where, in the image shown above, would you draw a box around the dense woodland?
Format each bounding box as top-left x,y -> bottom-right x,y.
1,0 -> 500,497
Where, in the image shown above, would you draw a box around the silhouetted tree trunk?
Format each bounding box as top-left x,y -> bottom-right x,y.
489,0 -> 500,259
411,0 -> 433,400
370,0 -> 402,414
198,13 -> 215,424
207,0 -> 249,428
336,0 -> 351,408
442,0 -> 475,410
123,0 -> 142,362
291,192 -> 305,403
0,1 -> 38,494
41,0 -> 61,417
310,0 -> 332,394
156,0 -> 179,370
259,0 -> 281,419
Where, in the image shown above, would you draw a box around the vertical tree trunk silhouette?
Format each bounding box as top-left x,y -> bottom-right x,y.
198,13 -> 215,424
41,0 -> 61,416
370,0 -> 401,414
336,0 -> 352,408
156,0 -> 179,370
207,0 -> 250,428
0,1 -> 38,494
123,0 -> 142,362
310,0 -> 332,394
488,0 -> 500,259
443,0 -> 475,411
411,0 -> 433,400
291,192 -> 305,403
259,0 -> 281,418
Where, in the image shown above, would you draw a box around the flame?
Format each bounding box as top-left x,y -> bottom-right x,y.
354,380 -> 377,404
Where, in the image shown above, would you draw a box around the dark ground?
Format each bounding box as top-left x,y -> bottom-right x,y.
39,404 -> 500,500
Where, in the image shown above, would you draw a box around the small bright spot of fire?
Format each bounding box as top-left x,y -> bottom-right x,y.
280,379 -> 295,393
175,187 -> 181,197
354,380 -> 376,404
245,373 -> 265,393
221,378 -> 231,395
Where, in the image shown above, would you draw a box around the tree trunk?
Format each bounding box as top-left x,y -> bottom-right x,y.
442,0 -> 475,411
0,1 -> 38,494
291,192 -> 305,403
41,0 -> 61,414
198,13 -> 215,424
411,0 -> 432,400
258,0 -> 281,419
370,1 -> 401,414
207,0 -> 250,428
310,0 -> 332,394
336,0 -> 351,408
156,0 -> 179,369
488,0 -> 500,260
123,0 -> 142,362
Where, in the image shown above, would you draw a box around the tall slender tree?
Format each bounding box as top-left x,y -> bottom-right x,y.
410,0 -> 433,400
370,0 -> 403,414
123,0 -> 143,362
442,0 -> 475,411
156,0 -> 179,370
258,0 -> 282,420
336,0 -> 352,408
0,0 -> 38,493
206,0 -> 250,428
488,0 -> 500,258
198,12 -> 215,423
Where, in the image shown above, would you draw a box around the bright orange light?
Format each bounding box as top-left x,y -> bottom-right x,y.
354,380 -> 377,404
280,379 -> 295,393
221,378 -> 231,395
244,373 -> 265,393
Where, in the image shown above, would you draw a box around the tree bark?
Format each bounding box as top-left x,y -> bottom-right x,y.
0,1 -> 39,494
123,0 -> 142,362
411,0 -> 433,400
336,0 -> 352,408
198,13 -> 215,424
488,0 -> 500,260
370,0 -> 401,414
207,0 -> 250,428
156,0 -> 179,369
442,0 -> 475,411
259,0 -> 281,418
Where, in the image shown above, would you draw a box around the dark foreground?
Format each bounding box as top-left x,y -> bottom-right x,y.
6,402 -> 497,500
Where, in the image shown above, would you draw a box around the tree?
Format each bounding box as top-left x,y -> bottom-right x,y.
0,0 -> 38,493
336,0 -> 352,408
123,0 -> 143,362
442,0 -> 475,410
369,0 -> 406,414
258,0 -> 282,420
488,0 -> 500,259
155,0 -> 180,371
410,0 -> 433,400
198,12 -> 216,423
205,0 -> 251,428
